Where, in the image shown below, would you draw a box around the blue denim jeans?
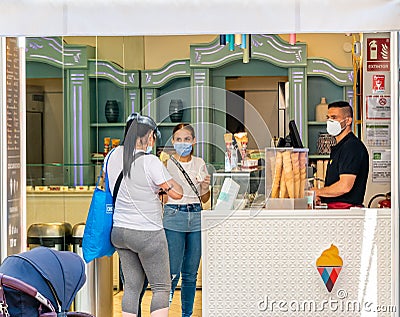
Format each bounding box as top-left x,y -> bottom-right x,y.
163,204 -> 201,317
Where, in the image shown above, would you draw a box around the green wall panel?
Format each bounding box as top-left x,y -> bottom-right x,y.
90,78 -> 126,124
26,62 -> 63,79
211,59 -> 287,77
158,78 -> 191,124
307,77 -> 344,121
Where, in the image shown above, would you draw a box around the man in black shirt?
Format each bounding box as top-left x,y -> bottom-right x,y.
313,101 -> 369,209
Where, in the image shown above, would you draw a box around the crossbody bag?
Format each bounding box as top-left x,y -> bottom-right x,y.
169,155 -> 203,205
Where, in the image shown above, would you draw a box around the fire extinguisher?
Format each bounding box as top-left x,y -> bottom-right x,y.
367,192 -> 391,208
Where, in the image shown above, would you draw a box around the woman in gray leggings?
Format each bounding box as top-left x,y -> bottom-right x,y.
108,113 -> 182,317
112,228 -> 170,315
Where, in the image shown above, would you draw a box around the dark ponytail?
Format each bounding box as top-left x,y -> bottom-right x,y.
123,119 -> 139,178
122,113 -> 160,178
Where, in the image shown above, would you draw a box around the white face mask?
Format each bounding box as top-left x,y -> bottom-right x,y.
145,145 -> 153,154
326,119 -> 346,136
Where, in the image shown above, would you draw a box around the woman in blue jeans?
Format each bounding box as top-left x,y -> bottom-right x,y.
163,123 -> 210,317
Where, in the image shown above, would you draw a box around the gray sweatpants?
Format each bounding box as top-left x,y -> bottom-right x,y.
111,226 -> 171,314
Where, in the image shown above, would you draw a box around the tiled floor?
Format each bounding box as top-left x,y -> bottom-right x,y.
113,289 -> 202,317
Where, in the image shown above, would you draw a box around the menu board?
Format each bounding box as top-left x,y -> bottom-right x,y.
5,37 -> 22,256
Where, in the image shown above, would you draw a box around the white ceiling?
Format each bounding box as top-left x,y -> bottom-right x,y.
0,0 -> 399,36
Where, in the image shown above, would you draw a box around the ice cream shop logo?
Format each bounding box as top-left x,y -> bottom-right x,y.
316,244 -> 343,293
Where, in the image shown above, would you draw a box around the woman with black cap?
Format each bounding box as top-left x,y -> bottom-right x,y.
106,113 -> 183,317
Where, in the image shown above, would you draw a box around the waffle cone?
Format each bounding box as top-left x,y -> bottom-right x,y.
271,153 -> 282,198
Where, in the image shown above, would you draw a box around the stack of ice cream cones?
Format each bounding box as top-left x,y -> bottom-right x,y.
270,149 -> 307,199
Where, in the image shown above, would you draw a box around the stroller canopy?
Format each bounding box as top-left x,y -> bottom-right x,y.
0,247 -> 86,311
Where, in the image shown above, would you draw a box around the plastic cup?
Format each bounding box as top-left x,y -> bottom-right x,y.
305,190 -> 315,209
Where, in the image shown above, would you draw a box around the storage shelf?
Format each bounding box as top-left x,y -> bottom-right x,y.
309,154 -> 330,159
308,121 -> 327,126
307,75 -> 350,157
90,123 -> 126,128
158,122 -> 183,127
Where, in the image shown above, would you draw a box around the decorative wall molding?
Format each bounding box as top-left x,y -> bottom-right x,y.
141,60 -> 190,88
191,35 -> 307,68
26,37 -> 94,68
307,58 -> 353,86
65,70 -> 91,185
26,37 -> 139,88
191,37 -> 244,68
251,34 -> 307,67
191,69 -> 209,160
290,68 -> 306,139
88,60 -> 139,88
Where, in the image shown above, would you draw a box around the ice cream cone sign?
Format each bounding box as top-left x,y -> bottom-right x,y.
316,244 -> 343,292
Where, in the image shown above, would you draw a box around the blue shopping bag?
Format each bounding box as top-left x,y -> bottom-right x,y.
82,152 -> 115,263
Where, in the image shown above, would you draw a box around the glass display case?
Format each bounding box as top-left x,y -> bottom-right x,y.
26,163 -> 101,188
211,169 -> 265,210
26,164 -> 100,239
265,147 -> 309,209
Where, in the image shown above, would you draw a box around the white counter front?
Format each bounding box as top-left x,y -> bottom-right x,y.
201,209 -> 394,316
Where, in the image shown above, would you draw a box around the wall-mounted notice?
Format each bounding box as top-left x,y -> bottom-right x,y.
5,37 -> 22,256
372,150 -> 391,183
366,95 -> 391,120
365,124 -> 390,147
372,74 -> 385,94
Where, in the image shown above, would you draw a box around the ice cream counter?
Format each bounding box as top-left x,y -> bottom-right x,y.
201,209 -> 394,316
26,190 -> 92,228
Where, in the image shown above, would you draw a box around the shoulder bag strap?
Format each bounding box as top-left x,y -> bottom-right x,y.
112,172 -> 123,209
170,155 -> 202,204
112,151 -> 146,207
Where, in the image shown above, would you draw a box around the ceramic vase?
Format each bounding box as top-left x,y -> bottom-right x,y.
169,99 -> 184,123
105,100 -> 119,123
315,97 -> 328,122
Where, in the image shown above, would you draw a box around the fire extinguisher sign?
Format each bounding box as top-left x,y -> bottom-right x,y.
367,38 -> 390,72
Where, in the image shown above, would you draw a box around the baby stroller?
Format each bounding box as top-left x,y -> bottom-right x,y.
0,247 -> 94,317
